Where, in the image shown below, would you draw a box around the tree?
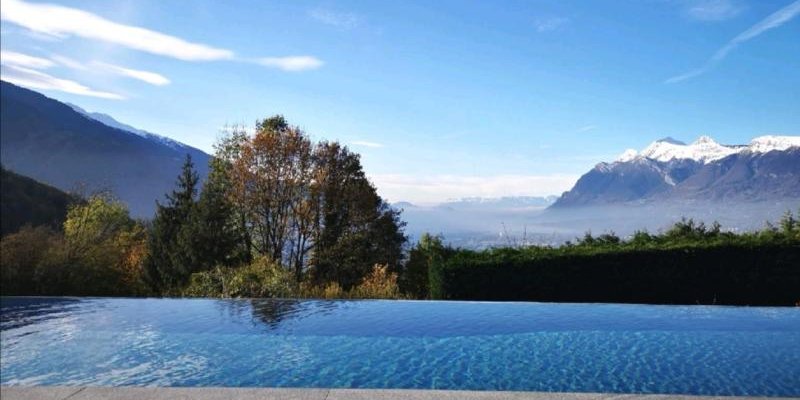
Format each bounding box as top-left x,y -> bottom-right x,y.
182,157 -> 248,271
63,193 -> 133,260
216,116 -> 407,288
401,233 -> 449,299
310,142 -> 406,288
780,210 -> 798,237
145,154 -> 199,290
61,193 -> 147,295
227,116 -> 313,266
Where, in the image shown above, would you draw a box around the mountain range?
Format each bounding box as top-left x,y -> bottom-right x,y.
0,80 -> 210,218
2,79 -> 798,233
552,135 -> 800,207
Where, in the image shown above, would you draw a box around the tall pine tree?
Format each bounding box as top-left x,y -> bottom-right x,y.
181,157 -> 248,271
145,154 -> 199,290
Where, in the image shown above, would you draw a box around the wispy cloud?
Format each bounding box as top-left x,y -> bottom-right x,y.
50,54 -> 87,70
92,61 -> 170,86
2,0 -> 325,73
0,50 -> 124,99
577,125 -> 597,133
351,140 -> 384,148
1,0 -> 233,61
256,56 -> 324,72
534,17 -> 569,33
685,0 -> 744,21
369,174 -> 579,204
0,50 -> 54,69
1,64 -> 124,99
309,8 -> 361,30
666,0 -> 800,83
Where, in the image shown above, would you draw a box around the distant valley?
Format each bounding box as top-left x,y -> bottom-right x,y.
400,136 -> 800,247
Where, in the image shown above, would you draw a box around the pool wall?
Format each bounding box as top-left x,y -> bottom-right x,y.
2,386 -> 796,400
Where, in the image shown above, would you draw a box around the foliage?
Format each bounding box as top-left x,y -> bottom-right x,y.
145,155 -> 200,289
299,264 -> 402,299
223,116 -> 314,271
0,194 -> 149,296
0,226 -> 62,294
216,116 -> 407,289
185,262 -> 402,299
401,233 -> 453,299
183,157 -> 249,270
429,213 -> 800,305
64,193 -> 134,256
183,256 -> 295,298
349,264 -> 401,299
298,281 -> 345,299
62,193 -> 149,295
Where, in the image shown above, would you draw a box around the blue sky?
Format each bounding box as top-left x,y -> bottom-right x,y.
1,0 -> 799,203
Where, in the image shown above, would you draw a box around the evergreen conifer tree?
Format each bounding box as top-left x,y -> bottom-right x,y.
145,154 -> 199,290
182,158 -> 247,271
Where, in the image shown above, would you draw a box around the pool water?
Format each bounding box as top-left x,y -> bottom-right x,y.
1,298 -> 799,396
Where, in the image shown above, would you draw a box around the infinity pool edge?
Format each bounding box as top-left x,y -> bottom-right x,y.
1,386 -> 797,400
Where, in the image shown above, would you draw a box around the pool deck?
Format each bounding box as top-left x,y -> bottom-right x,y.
1,387 -> 795,400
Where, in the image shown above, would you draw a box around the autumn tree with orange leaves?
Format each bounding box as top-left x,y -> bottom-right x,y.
216,115 -> 406,288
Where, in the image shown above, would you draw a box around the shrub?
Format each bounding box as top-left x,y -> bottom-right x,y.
184,256 -> 295,298
298,281 -> 344,299
0,226 -> 62,295
183,267 -> 226,297
298,264 -> 402,299
350,264 -> 400,299
429,243 -> 800,305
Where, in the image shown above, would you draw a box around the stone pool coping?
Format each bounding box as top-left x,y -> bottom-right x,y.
1,387 -> 795,400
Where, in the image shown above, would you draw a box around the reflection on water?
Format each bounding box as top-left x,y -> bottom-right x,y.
0,297 -> 83,330
249,299 -> 341,329
209,299 -> 343,331
1,297 -> 799,395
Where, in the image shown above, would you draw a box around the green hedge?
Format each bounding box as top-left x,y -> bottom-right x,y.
430,244 -> 800,305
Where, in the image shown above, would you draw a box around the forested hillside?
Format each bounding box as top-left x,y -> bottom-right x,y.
1,167 -> 74,236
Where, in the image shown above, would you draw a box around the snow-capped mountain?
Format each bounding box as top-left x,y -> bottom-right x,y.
67,103 -> 187,151
748,135 -> 800,153
553,135 -> 800,207
617,135 -> 800,164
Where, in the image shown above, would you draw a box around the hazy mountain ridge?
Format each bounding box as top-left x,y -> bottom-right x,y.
0,80 -> 211,218
66,103 -> 189,151
0,167 -> 74,236
395,196 -> 557,210
553,135 -> 800,207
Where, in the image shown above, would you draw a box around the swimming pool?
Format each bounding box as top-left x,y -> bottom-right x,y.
1,298 -> 798,396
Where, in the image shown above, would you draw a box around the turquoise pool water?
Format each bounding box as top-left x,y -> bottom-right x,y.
1,297 -> 798,396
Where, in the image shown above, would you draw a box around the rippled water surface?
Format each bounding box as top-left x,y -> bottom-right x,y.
1,297 -> 799,395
